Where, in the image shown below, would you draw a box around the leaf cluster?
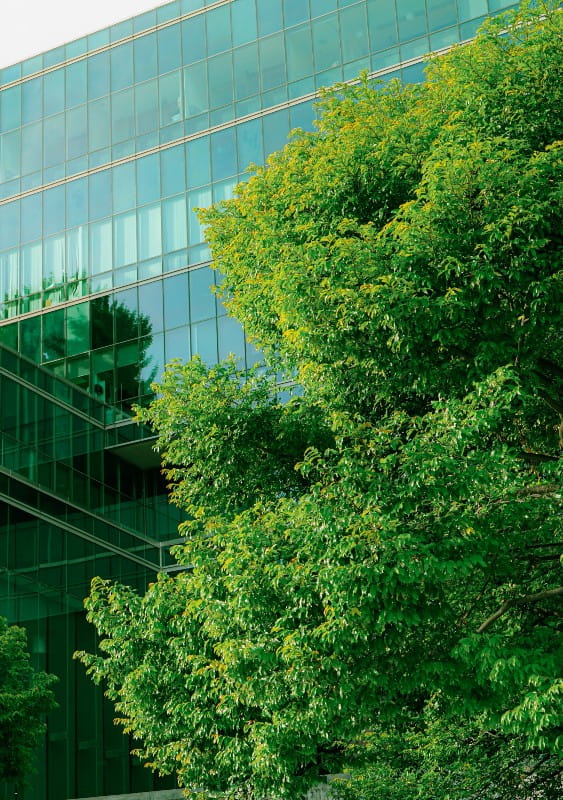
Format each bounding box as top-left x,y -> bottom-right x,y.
79,4 -> 563,799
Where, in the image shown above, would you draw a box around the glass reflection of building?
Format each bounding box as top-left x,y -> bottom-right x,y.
0,1 -> 516,798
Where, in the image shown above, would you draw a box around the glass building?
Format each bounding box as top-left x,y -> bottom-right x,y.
0,1 -> 517,798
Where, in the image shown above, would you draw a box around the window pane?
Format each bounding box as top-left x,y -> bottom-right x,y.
0,85 -> 21,132
138,203 -> 162,261
160,71 -> 183,127
186,137 -> 210,188
189,266 -> 215,322
43,233 -> 65,286
66,226 -> 88,280
232,0 -> 258,46
43,113 -> 64,167
44,70 -> 65,116
312,15 -> 340,72
89,170 -> 112,221
66,302 -> 90,355
44,185 -> 65,235
191,317 -> 217,365
211,128 -> 237,181
89,219 -> 112,274
184,61 -> 208,116
114,211 -> 137,267
21,242 -> 42,294
163,272 -> 189,329
340,6 -> 369,62
113,161 -> 136,212
237,118 -> 263,171
66,60 -> 87,107
285,25 -> 313,82
134,33 -> 158,83
21,122 -> 42,174
367,0 -> 398,50
208,53 -> 233,108
20,193 -> 42,242
162,195 -> 188,253
206,6 -> 231,55
66,177 -> 88,228
397,0 -> 428,40
137,153 -> 160,205
22,77 -> 43,124
111,89 -> 134,143
66,104 -> 88,159
88,51 -> 110,100
135,79 -> 159,136
259,33 -> 286,91
139,280 -> 164,332
161,145 -> 185,197
234,43 -> 259,101
158,25 -> 182,73
89,97 -> 110,151
111,42 -> 134,91
181,15 -> 206,64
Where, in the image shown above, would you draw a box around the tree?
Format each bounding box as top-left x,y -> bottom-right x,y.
0,618 -> 57,790
77,3 -> 562,798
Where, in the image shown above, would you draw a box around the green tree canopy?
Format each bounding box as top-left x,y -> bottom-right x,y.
78,4 -> 562,798
0,617 -> 57,789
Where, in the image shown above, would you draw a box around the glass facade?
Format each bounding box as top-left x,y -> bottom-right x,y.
0,1 -> 516,798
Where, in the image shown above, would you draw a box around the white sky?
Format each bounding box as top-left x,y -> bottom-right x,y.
0,0 -> 174,69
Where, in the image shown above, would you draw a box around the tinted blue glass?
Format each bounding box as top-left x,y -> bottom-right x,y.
162,195 -> 188,253
367,0 -> 398,50
237,118 -> 263,171
21,122 -> 42,174
257,0 -> 283,35
260,33 -> 286,90
134,34 -> 158,83
113,161 -> 136,213
158,25 -> 182,73
181,15 -> 206,64
20,193 -> 42,242
284,0 -> 309,26
340,5 -> 369,61
66,61 -> 87,107
89,97 -> 110,151
234,43 -> 259,101
206,6 -> 232,55
44,70 -> 65,116
232,0 -> 258,46
186,137 -> 211,187
312,15 -> 340,71
111,89 -> 134,143
88,52 -> 110,100
67,178 -> 88,228
165,325 -> 190,361
163,272 -> 189,328
211,128 -> 237,181
66,105 -> 87,159
114,211 -> 137,266
311,0 -> 337,15
208,54 -> 234,108
89,170 -> 112,221
189,266 -> 215,322
263,109 -> 289,155
191,317 -> 217,365
458,0 -> 488,20
0,85 -> 21,132
44,185 -> 65,235
111,43 -> 134,91
427,0 -> 458,30
290,100 -> 315,132
184,61 -> 208,116
138,203 -> 162,261
161,145 -> 186,197
397,0 -> 428,40
22,77 -> 43,124
137,153 -> 161,206
43,113 -> 65,167
285,25 -> 314,82
218,315 -> 245,362
135,80 -> 159,135
139,280 -> 164,333
0,201 -> 20,250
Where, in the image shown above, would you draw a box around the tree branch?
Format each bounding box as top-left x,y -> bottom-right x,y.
477,587 -> 563,633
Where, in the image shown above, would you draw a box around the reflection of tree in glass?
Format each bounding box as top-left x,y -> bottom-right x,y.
64,295 -> 155,411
